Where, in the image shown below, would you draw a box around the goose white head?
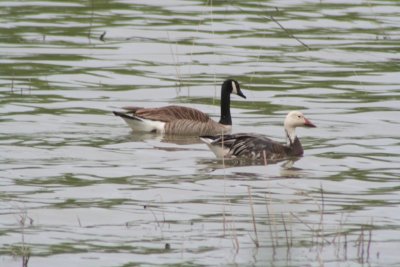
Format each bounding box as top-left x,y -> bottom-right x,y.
284,111 -> 316,144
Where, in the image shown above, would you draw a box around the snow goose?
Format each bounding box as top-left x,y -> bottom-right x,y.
200,111 -> 316,161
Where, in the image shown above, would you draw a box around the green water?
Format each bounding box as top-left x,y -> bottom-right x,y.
1,0 -> 399,266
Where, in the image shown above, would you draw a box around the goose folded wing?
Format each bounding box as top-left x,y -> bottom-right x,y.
226,134 -> 288,159
134,105 -> 212,122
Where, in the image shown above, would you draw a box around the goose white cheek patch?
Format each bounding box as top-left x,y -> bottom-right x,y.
231,81 -> 238,95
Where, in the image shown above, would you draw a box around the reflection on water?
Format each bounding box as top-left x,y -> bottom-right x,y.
160,134 -> 203,145
115,132 -> 203,147
197,155 -> 302,168
1,0 -> 400,266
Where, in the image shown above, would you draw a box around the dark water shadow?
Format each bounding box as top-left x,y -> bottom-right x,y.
198,156 -> 302,167
114,132 -> 202,145
161,134 -> 203,145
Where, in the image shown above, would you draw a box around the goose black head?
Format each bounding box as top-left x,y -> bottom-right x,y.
223,79 -> 246,99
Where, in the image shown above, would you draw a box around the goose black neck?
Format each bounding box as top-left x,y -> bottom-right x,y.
219,83 -> 232,125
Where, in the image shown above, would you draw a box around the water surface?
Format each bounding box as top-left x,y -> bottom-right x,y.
1,0 -> 400,266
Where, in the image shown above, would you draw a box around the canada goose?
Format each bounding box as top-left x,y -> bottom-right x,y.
200,111 -> 316,161
113,79 -> 246,135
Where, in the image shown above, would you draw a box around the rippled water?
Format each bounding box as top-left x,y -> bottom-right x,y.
1,0 -> 400,266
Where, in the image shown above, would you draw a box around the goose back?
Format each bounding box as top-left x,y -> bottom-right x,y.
124,105 -> 211,123
165,119 -> 231,135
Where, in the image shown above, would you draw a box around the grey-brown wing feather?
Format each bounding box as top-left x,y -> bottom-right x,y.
166,119 -> 230,135
211,133 -> 290,160
125,105 -> 212,123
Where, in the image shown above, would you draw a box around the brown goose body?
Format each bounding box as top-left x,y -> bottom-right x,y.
200,111 -> 316,161
113,79 -> 246,135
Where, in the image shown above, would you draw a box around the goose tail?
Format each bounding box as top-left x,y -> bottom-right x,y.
199,135 -> 218,144
200,135 -> 230,158
113,111 -> 141,121
113,111 -> 165,133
